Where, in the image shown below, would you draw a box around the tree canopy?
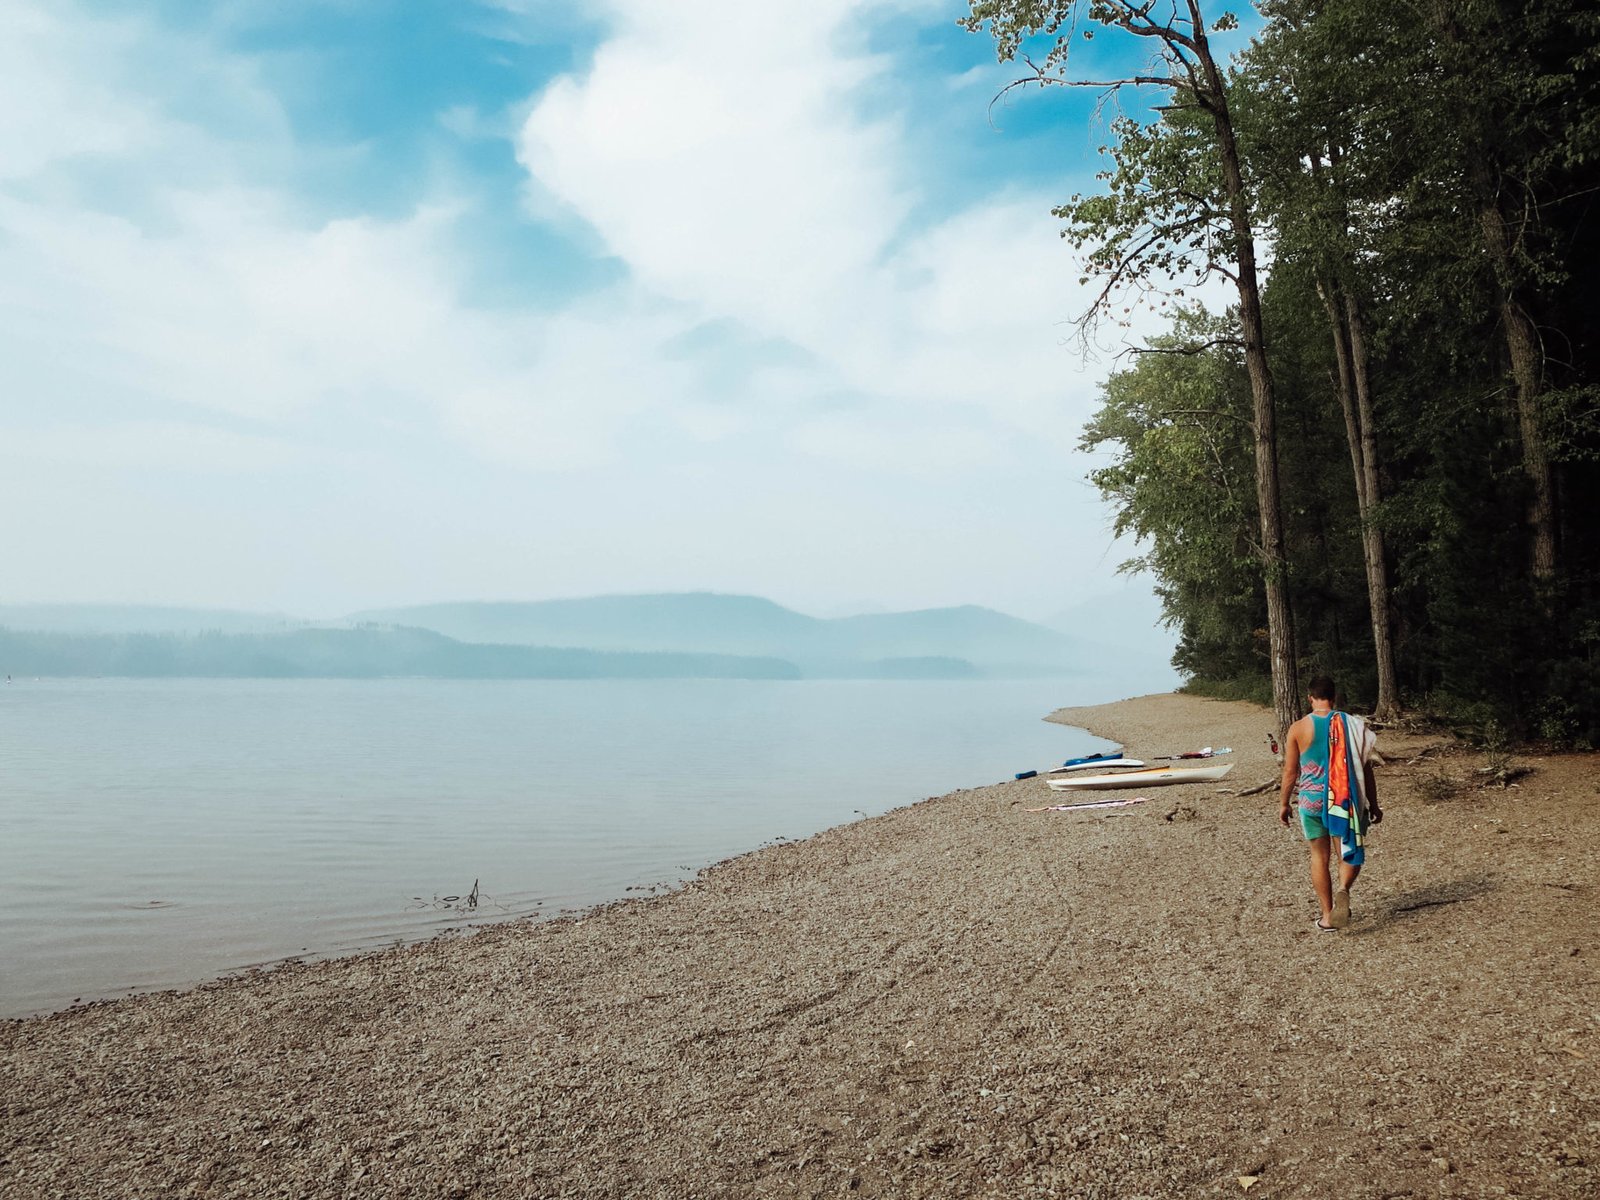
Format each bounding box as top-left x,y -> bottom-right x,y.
970,0 -> 1600,741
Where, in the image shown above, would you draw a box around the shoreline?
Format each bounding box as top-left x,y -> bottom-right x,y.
0,674 -> 1097,1021
4,692 -> 1596,1197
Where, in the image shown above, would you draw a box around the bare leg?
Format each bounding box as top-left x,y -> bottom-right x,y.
1327,854 -> 1363,928
1309,837 -> 1334,924
1339,860 -> 1361,892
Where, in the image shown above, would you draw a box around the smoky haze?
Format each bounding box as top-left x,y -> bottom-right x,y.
0,590 -> 1174,683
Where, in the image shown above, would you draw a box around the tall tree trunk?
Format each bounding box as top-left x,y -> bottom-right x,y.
1478,192 -> 1559,586
1432,0 -> 1559,588
1343,292 -> 1402,719
1318,278 -> 1402,720
1193,12 -> 1300,734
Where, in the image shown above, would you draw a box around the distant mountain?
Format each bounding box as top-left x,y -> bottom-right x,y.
349,594 -> 815,656
348,593 -> 1078,677
1040,585 -> 1184,696
0,593 -> 1079,680
0,604 -> 300,636
1043,585 -> 1173,651
0,626 -> 801,681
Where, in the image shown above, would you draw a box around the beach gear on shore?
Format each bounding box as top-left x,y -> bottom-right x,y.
1018,749 -> 1133,779
1046,762 -> 1234,790
1025,796 -> 1151,813
1047,757 -> 1146,773
1153,746 -> 1233,761
1061,749 -> 1123,767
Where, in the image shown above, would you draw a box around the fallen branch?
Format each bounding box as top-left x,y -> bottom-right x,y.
1238,778 -> 1277,797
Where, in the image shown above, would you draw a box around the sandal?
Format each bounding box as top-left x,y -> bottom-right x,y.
1330,888 -> 1352,928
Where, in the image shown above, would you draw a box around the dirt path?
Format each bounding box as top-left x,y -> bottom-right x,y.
3,693 -> 1596,1198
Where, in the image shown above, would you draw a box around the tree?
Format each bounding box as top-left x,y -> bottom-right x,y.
1234,0 -> 1402,718
1081,309 -> 1265,689
963,0 -> 1303,731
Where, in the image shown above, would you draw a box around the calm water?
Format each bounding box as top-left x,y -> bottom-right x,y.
0,676 -> 1133,1017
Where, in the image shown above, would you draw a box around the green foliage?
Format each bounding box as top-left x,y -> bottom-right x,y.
1081,309 -> 1267,683
1057,109 -> 1232,327
1016,0 -> 1600,738
961,2 -> 1206,73
1178,673 -> 1274,707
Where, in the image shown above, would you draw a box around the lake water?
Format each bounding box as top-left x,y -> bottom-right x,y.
0,675 -> 1146,1017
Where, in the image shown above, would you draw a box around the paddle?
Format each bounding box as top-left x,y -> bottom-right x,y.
1025,796 -> 1151,812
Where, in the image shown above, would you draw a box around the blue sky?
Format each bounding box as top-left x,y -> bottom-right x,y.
0,0 -> 1248,625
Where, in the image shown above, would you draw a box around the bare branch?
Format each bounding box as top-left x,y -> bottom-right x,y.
1035,74 -> 1184,90
1076,217 -> 1211,327
1014,54 -> 1183,91
1130,338 -> 1245,357
1104,0 -> 1200,52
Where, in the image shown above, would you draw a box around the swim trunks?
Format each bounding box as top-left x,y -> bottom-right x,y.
1297,792 -> 1329,840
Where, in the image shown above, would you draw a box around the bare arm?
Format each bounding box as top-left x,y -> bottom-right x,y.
1278,723 -> 1303,826
1365,763 -> 1382,823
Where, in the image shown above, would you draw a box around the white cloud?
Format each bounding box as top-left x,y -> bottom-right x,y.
515,0 -> 1121,468
0,1 -> 289,186
0,175 -> 731,471
518,5 -> 911,343
3,0 -> 1113,485
0,1 -> 736,479
0,420 -> 348,474
788,411 -> 1008,473
0,0 -> 1178,623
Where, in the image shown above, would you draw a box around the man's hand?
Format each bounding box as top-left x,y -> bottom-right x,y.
1278,800 -> 1292,827
1369,802 -> 1384,825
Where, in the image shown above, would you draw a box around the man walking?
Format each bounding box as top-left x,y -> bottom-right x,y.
1278,676 -> 1383,930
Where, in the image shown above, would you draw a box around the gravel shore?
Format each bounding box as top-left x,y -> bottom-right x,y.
3,692 -> 1596,1198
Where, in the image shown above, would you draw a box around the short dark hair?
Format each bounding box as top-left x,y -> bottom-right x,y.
1307,675 -> 1337,701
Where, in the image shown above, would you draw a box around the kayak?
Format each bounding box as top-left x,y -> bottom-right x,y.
1046,763 -> 1234,790
1060,749 -> 1124,767
1048,757 -> 1146,774
1019,749 -> 1134,779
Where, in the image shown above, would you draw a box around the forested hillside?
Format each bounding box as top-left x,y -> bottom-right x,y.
351,594 -> 1078,676
0,626 -> 802,681
968,0 -> 1599,740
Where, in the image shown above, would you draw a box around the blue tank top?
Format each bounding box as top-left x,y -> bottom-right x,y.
1296,712 -> 1333,800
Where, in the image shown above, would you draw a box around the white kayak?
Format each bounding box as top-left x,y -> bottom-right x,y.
1048,757 -> 1146,774
1047,762 -> 1234,790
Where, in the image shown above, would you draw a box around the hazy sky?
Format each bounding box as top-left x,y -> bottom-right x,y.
0,0 -> 1242,623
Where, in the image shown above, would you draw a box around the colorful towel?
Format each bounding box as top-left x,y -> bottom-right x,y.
1299,712 -> 1376,865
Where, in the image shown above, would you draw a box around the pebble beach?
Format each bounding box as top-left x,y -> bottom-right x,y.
3,692 -> 1596,1198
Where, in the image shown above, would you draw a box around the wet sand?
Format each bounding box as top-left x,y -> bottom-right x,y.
3,692 -> 1596,1198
